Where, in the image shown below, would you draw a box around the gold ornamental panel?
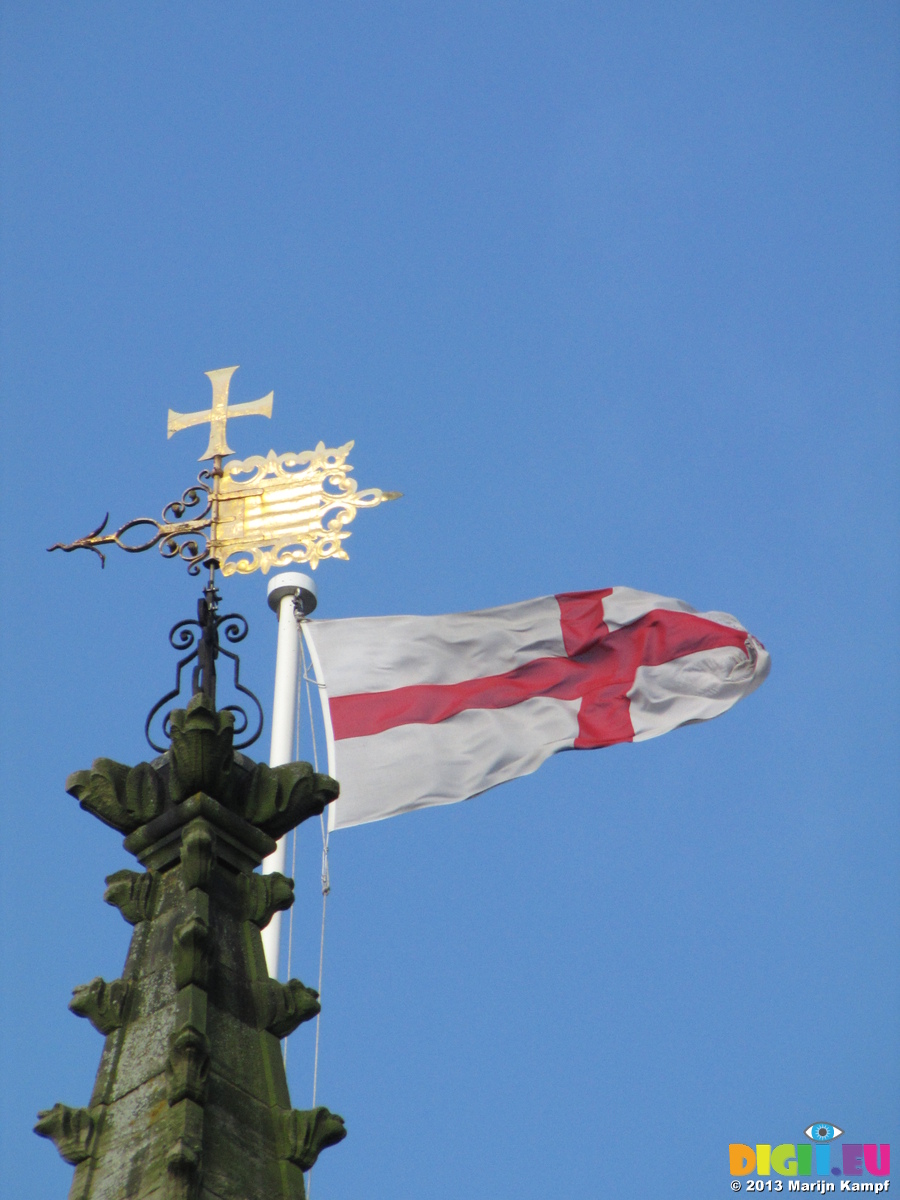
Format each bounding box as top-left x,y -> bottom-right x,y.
212,441 -> 400,576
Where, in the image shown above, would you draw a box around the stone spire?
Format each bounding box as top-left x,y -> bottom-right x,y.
35,692 -> 347,1200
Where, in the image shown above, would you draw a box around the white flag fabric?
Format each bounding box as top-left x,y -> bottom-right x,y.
304,587 -> 770,831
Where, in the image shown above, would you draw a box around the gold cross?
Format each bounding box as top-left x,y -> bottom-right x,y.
167,366 -> 274,460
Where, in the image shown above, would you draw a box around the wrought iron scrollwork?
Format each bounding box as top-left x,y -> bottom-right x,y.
49,477 -> 213,575
145,583 -> 264,753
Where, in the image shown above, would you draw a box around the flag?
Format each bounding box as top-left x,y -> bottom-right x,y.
303,587 -> 770,830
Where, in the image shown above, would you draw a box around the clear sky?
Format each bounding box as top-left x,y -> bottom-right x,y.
1,4 -> 897,1197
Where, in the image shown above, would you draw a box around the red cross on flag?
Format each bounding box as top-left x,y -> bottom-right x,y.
304,587 -> 770,830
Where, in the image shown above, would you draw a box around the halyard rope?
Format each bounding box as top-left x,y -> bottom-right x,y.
274,617 -> 333,1197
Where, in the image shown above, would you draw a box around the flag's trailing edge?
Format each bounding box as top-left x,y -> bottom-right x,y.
303,587 -> 770,831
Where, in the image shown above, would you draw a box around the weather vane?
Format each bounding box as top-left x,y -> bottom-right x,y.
50,366 -> 400,751
51,365 -> 400,578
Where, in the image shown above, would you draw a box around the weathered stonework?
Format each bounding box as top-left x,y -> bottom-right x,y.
36,693 -> 346,1200
69,978 -> 134,1036
104,869 -> 158,925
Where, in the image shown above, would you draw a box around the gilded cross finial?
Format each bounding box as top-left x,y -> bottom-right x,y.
167,366 -> 273,460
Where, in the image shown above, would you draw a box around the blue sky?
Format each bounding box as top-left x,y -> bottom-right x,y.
1,4 -> 897,1196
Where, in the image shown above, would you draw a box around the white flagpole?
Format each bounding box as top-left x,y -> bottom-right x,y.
261,571 -> 317,977
298,622 -> 337,790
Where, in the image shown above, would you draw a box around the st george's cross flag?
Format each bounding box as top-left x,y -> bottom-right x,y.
304,587 -> 770,831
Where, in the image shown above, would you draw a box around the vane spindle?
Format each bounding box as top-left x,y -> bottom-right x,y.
193,585 -> 220,704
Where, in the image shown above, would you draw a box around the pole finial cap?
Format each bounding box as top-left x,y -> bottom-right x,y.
267,571 -> 317,616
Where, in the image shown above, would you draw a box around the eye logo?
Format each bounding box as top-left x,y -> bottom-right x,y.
804,1123 -> 844,1143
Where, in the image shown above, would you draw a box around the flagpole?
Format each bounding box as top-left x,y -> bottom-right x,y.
261,571 -> 317,977
298,621 -> 338,805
